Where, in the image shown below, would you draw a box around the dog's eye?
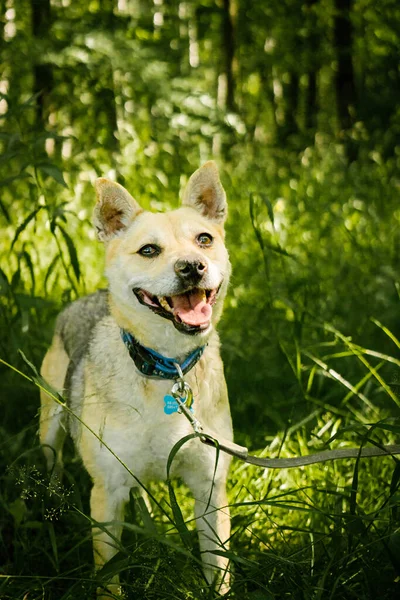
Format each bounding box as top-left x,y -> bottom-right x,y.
196,233 -> 213,247
138,244 -> 161,257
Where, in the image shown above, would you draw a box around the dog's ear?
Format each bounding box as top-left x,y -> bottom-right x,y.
93,178 -> 143,242
182,161 -> 227,224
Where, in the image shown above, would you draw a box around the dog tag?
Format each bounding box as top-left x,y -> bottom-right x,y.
164,381 -> 194,415
164,394 -> 179,415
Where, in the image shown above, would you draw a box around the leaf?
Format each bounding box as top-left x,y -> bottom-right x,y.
0,198 -> 10,222
44,254 -> 61,295
209,548 -> 258,567
8,498 -> 27,526
11,266 -> 21,290
11,206 -> 43,250
13,293 -> 55,310
0,267 -> 9,294
249,192 -> 296,267
249,192 -> 265,253
35,132 -> 71,143
0,172 -> 31,188
342,514 -> 367,536
390,462 -> 400,519
0,148 -> 22,164
21,249 -> 35,294
371,317 -> 400,349
349,450 -> 361,523
57,225 -> 81,282
263,242 -> 295,258
130,488 -> 157,534
115,521 -> 205,566
368,422 -> 400,434
261,193 -> 274,227
21,92 -> 42,107
18,350 -> 66,405
47,522 -> 59,571
166,433 -> 198,549
37,163 -> 68,188
96,552 -> 131,582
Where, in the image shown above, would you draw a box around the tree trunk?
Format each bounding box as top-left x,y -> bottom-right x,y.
284,72 -> 299,137
222,0 -> 235,111
31,0 -> 53,129
306,72 -> 317,130
97,66 -> 119,153
0,0 -> 5,40
334,0 -> 356,131
305,0 -> 318,131
97,0 -> 119,153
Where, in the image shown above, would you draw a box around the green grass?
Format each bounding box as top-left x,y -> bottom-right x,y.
1,124 -> 400,598
2,2 -> 400,593
1,332 -> 399,599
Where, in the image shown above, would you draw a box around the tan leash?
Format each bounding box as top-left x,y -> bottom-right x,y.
200,434 -> 400,468
171,369 -> 400,469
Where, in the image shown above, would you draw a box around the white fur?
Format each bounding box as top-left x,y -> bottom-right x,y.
40,163 -> 233,598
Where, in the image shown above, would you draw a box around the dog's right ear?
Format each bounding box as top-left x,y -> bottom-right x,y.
93,178 -> 143,242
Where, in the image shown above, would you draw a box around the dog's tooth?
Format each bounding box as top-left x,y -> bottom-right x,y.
159,296 -> 172,312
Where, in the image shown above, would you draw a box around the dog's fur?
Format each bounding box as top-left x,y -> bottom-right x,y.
39,162 -> 233,597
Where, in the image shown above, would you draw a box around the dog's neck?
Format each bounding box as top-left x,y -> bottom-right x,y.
109,295 -> 214,360
120,329 -> 205,379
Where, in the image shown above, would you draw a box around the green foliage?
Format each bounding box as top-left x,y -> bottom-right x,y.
1,0 -> 400,598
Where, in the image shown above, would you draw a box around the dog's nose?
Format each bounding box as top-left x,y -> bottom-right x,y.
174,259 -> 207,283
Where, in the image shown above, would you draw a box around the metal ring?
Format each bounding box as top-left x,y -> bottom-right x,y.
171,380 -> 190,400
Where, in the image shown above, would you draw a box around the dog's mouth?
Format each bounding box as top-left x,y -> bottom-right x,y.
133,286 -> 220,335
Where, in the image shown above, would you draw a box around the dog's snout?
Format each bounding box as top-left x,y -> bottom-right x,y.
174,258 -> 207,282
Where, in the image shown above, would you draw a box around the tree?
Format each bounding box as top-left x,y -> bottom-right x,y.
334,0 -> 356,131
222,0 -> 235,111
31,0 -> 53,129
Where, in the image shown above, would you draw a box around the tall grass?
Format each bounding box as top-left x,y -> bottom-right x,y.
1,112 -> 400,598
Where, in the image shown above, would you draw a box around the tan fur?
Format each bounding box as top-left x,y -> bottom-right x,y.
40,334 -> 69,474
40,162 -> 233,598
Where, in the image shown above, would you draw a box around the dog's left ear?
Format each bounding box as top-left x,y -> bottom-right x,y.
182,161 -> 227,224
93,178 -> 143,242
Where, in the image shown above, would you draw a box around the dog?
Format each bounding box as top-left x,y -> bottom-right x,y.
39,161 -> 233,598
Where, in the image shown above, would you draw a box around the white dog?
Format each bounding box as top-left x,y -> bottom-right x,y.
40,162 -> 233,597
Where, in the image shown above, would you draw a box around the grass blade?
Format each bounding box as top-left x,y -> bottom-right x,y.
57,224 -> 81,282
166,434 -> 198,549
11,206 -> 43,251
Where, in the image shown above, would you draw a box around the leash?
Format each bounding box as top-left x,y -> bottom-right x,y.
169,366 -> 400,469
120,334 -> 400,469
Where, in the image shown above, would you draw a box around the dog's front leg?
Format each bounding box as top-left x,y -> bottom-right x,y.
90,482 -> 129,599
185,463 -> 231,595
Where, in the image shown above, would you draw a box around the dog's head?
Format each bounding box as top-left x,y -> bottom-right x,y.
93,162 -> 230,344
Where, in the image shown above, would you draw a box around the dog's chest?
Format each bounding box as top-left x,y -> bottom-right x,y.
111,376 -> 193,455
82,360 -> 225,484
77,325 -> 232,485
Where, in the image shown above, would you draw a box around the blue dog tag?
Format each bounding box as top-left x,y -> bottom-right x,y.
164,394 -> 179,415
163,391 -> 194,415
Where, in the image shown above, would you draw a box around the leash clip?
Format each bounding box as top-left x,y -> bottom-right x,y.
163,363 -> 195,416
171,381 -> 193,412
170,363 -> 203,433
171,362 -> 194,412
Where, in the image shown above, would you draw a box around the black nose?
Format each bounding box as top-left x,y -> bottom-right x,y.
174,259 -> 207,283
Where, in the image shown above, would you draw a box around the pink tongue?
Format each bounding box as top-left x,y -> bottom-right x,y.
171,290 -> 212,326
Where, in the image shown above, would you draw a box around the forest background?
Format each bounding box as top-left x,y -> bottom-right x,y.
1,0 -> 400,598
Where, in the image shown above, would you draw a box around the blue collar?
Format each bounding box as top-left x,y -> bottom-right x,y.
120,329 -> 205,380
